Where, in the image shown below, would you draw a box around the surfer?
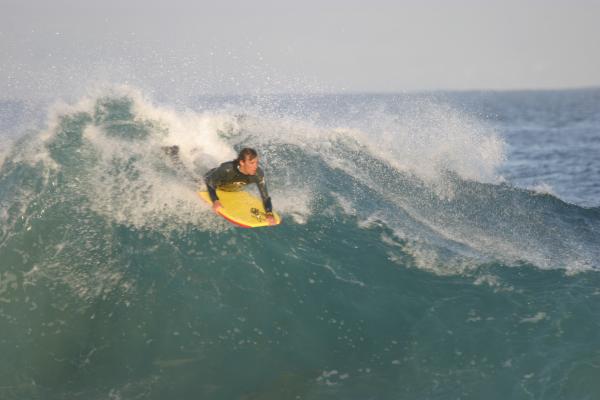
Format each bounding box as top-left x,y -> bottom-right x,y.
204,148 -> 276,225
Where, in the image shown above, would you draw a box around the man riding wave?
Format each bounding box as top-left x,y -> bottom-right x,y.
204,148 -> 276,225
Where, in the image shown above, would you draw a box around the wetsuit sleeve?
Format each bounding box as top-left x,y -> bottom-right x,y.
204,166 -> 225,202
206,183 -> 219,202
256,170 -> 273,213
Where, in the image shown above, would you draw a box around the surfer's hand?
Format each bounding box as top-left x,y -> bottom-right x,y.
266,213 -> 276,225
212,201 -> 223,213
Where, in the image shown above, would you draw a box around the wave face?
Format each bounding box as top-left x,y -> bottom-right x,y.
1,88 -> 599,399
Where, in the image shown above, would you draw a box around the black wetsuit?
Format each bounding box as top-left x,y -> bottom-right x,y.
204,161 -> 273,213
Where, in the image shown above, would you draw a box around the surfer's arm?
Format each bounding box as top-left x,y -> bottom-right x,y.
263,197 -> 273,214
204,168 -> 222,202
257,176 -> 275,225
206,183 -> 219,202
255,173 -> 273,213
204,177 -> 222,213
204,163 -> 235,203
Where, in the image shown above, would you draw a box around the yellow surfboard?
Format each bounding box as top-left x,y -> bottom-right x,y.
198,190 -> 281,228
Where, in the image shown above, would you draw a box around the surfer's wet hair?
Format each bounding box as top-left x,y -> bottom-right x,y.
236,148 -> 258,163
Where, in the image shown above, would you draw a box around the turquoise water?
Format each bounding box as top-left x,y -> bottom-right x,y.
1,89 -> 599,399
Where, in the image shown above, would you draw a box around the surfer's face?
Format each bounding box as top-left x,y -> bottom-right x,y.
239,156 -> 258,175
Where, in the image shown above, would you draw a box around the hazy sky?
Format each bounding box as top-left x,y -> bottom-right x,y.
2,0 -> 600,98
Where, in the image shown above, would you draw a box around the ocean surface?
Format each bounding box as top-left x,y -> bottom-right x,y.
1,88 -> 599,400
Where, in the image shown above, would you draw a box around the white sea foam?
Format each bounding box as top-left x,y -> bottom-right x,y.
270,188 -> 312,224
529,183 -> 555,197
365,103 -> 505,186
24,86 -> 326,232
331,192 -> 357,216
219,99 -> 506,192
520,312 -> 547,324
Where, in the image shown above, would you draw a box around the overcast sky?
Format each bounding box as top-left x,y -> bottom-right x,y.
2,0 -> 600,98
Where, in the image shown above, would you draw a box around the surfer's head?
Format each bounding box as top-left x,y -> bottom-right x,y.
236,147 -> 259,175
